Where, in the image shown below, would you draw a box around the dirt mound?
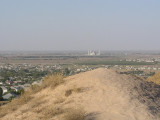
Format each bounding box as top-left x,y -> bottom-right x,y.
1,68 -> 160,120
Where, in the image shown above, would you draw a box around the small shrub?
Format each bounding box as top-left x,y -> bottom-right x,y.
18,92 -> 33,105
63,108 -> 86,120
33,107 -> 44,113
30,84 -> 41,93
73,87 -> 83,93
65,90 -> 72,97
65,87 -> 83,97
42,73 -> 64,89
0,87 -> 3,100
147,72 -> 160,85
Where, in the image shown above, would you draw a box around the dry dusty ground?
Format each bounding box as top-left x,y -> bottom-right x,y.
1,68 -> 160,120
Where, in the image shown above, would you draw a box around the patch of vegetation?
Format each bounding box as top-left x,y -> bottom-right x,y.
31,100 -> 46,108
42,73 -> 64,89
42,107 -> 64,119
0,73 -> 64,118
63,108 -> 86,120
0,68 -> 48,84
78,60 -> 156,65
18,92 -> 33,105
0,87 -> 3,100
30,84 -> 41,93
33,107 -> 44,114
0,91 -> 33,118
65,87 -> 83,97
147,72 -> 160,85
54,97 -> 65,104
21,108 -> 29,114
73,87 -> 83,93
120,70 -> 144,75
65,89 -> 72,97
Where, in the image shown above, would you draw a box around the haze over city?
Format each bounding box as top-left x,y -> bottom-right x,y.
0,0 -> 160,51
1,1 -> 160,120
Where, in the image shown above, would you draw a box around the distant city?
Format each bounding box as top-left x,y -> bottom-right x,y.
1,50 -> 160,100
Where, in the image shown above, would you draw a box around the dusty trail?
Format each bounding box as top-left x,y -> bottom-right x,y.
64,68 -> 157,120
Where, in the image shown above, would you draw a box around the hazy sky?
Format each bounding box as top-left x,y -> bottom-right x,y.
0,0 -> 160,51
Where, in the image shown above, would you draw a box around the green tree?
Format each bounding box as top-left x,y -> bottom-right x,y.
64,68 -> 70,76
0,87 -> 3,100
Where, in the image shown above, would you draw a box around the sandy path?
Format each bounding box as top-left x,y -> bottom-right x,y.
64,68 -> 157,120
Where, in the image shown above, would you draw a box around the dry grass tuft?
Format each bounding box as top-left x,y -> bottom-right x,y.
147,72 -> 160,85
30,95 -> 46,108
63,108 -> 86,120
73,87 -> 84,93
18,92 -> 33,105
0,101 -> 9,106
33,107 -> 44,113
30,84 -> 41,93
65,87 -> 84,97
42,73 -> 64,89
21,108 -> 29,114
31,100 -> 46,108
0,91 -> 33,118
0,110 -> 7,118
65,89 -> 73,97
29,73 -> 64,94
42,107 -> 64,119
54,97 -> 65,104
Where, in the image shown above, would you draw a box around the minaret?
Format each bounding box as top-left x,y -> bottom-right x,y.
98,50 -> 101,55
88,50 -> 90,55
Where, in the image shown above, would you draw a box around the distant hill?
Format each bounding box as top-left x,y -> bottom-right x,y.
0,68 -> 160,120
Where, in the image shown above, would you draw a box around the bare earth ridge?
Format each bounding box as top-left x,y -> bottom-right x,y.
2,68 -> 160,120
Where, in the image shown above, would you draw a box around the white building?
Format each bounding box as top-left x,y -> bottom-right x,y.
3,93 -> 17,100
1,86 -> 8,94
88,50 -> 101,56
0,82 -> 3,85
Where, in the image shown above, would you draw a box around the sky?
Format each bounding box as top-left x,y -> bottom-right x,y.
0,0 -> 160,51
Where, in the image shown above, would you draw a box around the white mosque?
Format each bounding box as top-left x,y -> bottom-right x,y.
88,50 -> 101,56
